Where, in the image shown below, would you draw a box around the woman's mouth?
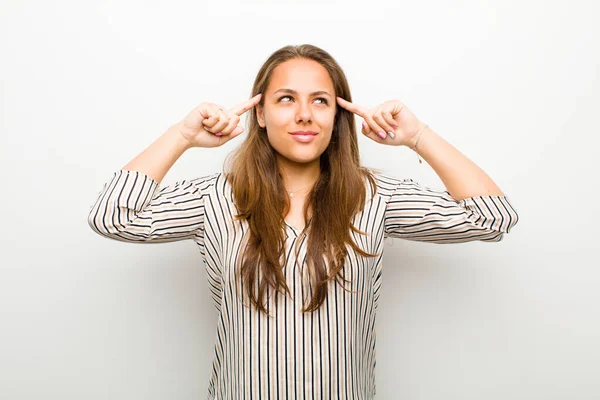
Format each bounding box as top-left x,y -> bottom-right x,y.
289,130 -> 318,143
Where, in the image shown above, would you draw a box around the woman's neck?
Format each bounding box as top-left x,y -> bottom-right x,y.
277,156 -> 321,192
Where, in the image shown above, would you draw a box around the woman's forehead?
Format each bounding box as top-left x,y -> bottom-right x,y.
268,59 -> 334,94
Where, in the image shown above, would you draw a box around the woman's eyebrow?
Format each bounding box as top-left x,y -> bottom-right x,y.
273,88 -> 332,97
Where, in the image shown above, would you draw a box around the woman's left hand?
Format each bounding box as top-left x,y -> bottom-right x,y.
336,97 -> 426,147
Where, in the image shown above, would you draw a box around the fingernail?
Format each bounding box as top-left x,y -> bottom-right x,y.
387,131 -> 396,139
216,132 -> 223,136
378,132 -> 386,139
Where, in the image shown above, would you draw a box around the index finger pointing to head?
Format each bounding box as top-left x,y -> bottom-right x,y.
336,96 -> 367,117
229,93 -> 262,116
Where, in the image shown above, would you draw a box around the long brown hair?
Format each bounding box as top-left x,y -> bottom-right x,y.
225,44 -> 378,316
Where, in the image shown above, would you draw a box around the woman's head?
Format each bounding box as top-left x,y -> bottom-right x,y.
247,44 -> 359,169
256,58 -> 335,165
226,44 -> 377,316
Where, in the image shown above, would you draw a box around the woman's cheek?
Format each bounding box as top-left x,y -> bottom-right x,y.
316,111 -> 336,129
270,109 -> 295,125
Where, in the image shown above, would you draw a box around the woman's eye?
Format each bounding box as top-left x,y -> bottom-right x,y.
278,96 -> 328,105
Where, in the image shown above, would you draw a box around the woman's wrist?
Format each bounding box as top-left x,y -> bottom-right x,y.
168,122 -> 194,151
404,121 -> 429,149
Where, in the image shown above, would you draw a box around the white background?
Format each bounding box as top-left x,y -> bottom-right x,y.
1,0 -> 598,399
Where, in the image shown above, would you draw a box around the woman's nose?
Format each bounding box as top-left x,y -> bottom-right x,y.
295,102 -> 313,123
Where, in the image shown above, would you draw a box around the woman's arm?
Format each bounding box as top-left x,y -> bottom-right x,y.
87,123 -> 206,244
87,169 -> 219,244
88,96 -> 260,243
378,174 -> 518,243
336,96 -> 508,200
121,122 -> 192,184
407,124 -> 504,200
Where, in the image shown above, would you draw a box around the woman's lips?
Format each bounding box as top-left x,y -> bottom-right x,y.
289,131 -> 318,143
290,134 -> 317,143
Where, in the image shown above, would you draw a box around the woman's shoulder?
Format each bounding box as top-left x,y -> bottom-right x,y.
172,171 -> 226,200
363,168 -> 414,199
189,171 -> 222,185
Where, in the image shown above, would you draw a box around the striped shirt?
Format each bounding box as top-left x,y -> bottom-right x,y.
88,169 -> 519,399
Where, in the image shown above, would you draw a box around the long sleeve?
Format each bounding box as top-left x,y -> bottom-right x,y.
381,176 -> 519,243
87,169 -> 219,244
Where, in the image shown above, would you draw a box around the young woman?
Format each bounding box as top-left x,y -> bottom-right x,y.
88,44 -> 519,399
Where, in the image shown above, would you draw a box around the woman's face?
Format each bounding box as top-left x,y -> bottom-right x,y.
256,58 -> 337,166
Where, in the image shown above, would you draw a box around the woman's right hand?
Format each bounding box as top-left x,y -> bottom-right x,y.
176,93 -> 262,148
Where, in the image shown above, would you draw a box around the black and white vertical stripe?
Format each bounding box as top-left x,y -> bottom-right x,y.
88,169 -> 519,399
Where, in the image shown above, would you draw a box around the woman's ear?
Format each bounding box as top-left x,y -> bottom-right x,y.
256,105 -> 266,128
